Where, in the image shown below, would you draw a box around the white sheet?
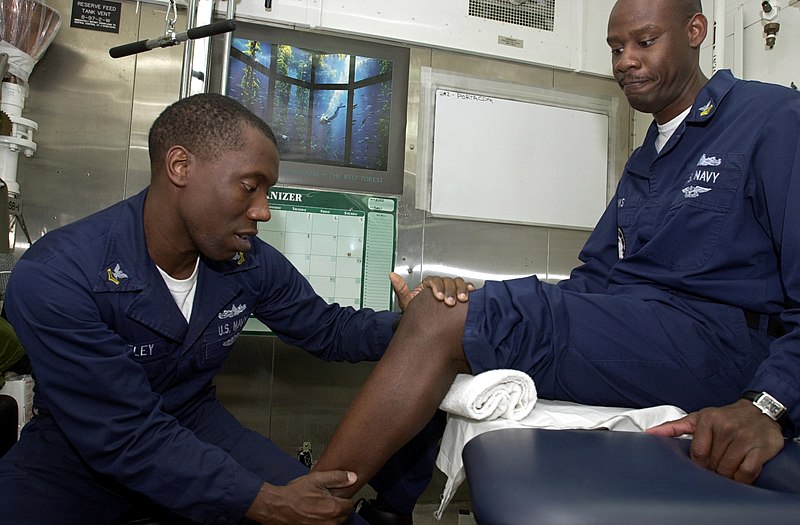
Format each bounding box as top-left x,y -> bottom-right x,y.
433,399 -> 687,519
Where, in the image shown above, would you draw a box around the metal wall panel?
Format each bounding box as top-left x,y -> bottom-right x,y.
14,0 -> 185,243
125,3 -> 187,196
17,0 -> 136,240
212,335 -> 275,434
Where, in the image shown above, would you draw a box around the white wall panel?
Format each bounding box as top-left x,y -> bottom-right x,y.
227,0 -> 618,75
229,0 -> 322,27
318,1 -> 576,70
580,0 -> 615,76
739,0 -> 800,86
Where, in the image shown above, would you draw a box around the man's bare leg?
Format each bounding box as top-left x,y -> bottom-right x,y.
314,292 -> 471,497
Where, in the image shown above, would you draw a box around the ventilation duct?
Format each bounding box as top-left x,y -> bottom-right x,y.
468,0 -> 556,31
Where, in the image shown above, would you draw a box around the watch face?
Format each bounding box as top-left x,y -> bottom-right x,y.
756,393 -> 786,420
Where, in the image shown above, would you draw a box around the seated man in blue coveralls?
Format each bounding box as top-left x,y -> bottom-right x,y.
0,93 -> 471,525
312,0 -> 800,502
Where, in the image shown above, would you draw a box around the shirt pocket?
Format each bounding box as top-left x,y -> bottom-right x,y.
642,155 -> 743,270
198,325 -> 241,369
616,194 -> 641,259
128,339 -> 173,382
616,194 -> 641,228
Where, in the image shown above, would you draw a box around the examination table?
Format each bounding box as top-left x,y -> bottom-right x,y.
463,427 -> 800,525
118,427 -> 800,525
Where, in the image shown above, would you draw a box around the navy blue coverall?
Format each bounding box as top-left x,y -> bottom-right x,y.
463,71 -> 800,437
0,189 -> 423,524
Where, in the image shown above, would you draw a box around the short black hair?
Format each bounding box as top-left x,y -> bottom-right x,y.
681,0 -> 703,18
148,93 -> 277,166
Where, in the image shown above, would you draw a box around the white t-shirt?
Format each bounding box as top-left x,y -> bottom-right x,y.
655,106 -> 692,153
157,258 -> 200,322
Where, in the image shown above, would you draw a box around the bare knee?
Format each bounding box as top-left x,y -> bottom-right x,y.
394,291 -> 470,366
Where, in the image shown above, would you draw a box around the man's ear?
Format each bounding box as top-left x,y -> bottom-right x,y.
165,145 -> 191,188
687,12 -> 708,49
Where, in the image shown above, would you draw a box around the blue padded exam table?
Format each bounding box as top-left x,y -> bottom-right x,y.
463,428 -> 800,525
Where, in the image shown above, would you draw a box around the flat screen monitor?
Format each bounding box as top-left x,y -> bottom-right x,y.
214,23 -> 409,195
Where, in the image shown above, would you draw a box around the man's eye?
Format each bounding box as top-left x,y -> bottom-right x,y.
243,183 -> 256,192
610,47 -> 623,56
639,39 -> 655,48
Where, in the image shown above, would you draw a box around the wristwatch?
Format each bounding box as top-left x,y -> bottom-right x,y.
741,390 -> 789,428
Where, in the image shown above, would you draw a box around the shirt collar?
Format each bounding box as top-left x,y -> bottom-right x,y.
685,69 -> 738,124
626,70 -> 740,177
93,189 -> 260,294
94,189 -> 152,293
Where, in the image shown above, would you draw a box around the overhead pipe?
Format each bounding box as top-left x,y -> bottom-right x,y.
712,0 -> 726,73
180,0 -> 199,98
219,0 -> 237,96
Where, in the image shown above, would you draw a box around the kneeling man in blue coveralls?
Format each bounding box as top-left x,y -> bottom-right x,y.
311,0 -> 800,503
0,93 -> 471,525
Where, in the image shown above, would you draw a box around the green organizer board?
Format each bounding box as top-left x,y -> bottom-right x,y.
245,186 -> 398,333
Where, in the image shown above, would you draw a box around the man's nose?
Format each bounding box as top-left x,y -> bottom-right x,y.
615,48 -> 641,72
248,195 -> 271,222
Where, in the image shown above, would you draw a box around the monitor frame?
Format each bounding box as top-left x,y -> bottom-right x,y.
211,22 -> 410,196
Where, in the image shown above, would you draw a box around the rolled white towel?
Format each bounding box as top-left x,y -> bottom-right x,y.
439,369 -> 537,421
